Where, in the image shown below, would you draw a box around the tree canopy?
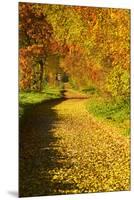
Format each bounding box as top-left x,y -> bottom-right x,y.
19,3 -> 130,100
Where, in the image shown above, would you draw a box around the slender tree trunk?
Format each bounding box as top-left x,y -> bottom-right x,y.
39,60 -> 44,91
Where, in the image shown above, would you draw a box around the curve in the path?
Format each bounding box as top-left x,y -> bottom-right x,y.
19,92 -> 130,197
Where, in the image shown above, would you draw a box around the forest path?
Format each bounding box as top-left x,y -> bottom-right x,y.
61,83 -> 89,99
19,85 -> 130,197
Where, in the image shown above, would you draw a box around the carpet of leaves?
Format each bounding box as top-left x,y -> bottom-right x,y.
19,97 -> 130,197
48,99 -> 130,194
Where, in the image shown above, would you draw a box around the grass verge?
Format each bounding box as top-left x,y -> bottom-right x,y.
86,95 -> 130,137
19,85 -> 62,118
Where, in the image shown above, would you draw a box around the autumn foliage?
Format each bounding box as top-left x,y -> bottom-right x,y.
19,4 -> 130,196
19,3 -> 130,100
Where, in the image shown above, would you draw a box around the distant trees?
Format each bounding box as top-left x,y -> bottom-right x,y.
19,3 -> 130,101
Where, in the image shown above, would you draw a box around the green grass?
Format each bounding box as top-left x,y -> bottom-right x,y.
81,85 -> 97,95
86,95 -> 130,136
19,85 -> 62,118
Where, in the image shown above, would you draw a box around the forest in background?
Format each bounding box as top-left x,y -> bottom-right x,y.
19,3 -> 130,134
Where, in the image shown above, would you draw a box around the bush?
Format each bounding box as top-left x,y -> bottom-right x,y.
105,65 -> 130,100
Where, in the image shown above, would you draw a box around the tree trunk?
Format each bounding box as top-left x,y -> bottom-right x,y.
39,60 -> 44,91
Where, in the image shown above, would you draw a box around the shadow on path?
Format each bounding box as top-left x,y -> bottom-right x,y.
19,98 -> 76,197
